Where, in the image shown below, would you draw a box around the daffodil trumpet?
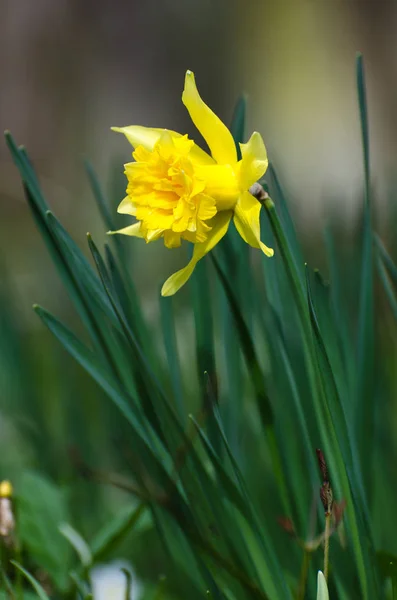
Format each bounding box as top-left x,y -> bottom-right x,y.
111,70 -> 274,296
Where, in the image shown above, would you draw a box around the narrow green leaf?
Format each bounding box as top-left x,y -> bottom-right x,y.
189,415 -> 251,517
32,304 -> 208,555
0,568 -> 16,600
19,181 -> 128,390
324,227 -> 354,397
45,212 -> 118,329
211,254 -> 273,427
356,53 -> 370,196
86,233 -> 115,296
376,234 -> 397,318
5,133 -> 47,213
355,53 -> 375,492
85,161 -> 152,352
305,267 -> 341,410
88,241 -> 247,565
10,563 -> 50,600
85,159 -> 116,232
377,255 -> 397,320
209,407 -> 291,599
91,503 -> 146,561
191,258 -> 217,408
306,267 -> 368,495
87,235 -> 173,447
68,572 -> 91,598
33,304 -> 152,446
4,137 -> 120,342
104,244 -> 150,351
59,523 -> 92,568
376,234 -> 397,285
190,257 -> 219,454
160,296 -> 185,419
265,162 -> 304,277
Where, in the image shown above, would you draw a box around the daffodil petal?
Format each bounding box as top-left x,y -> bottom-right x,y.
233,191 -> 274,257
109,223 -> 144,237
164,231 -> 182,248
191,210 -> 232,259
112,126 -> 164,150
238,132 -> 268,191
189,143 -> 216,166
194,164 -> 239,209
146,229 -> 164,242
161,210 -> 232,296
112,125 -> 214,165
117,196 -> 136,215
161,260 -> 196,297
182,71 -> 237,165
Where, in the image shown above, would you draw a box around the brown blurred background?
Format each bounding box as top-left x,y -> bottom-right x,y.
1,0 -> 396,310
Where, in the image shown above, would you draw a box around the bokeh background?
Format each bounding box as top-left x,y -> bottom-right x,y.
1,0 -> 396,595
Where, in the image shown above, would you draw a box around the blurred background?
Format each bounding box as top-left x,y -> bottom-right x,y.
0,0 -> 396,596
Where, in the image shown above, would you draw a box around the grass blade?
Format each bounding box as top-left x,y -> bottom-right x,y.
10,563 -> 50,600
355,53 -> 375,492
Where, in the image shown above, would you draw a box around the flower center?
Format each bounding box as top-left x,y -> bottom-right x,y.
124,132 -> 219,248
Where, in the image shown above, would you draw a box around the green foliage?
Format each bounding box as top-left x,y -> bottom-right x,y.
16,472 -> 71,590
2,55 -> 397,599
11,562 -> 51,599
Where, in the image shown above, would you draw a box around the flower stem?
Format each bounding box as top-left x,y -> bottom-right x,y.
324,511 -> 331,582
262,197 -> 308,332
262,195 -> 319,402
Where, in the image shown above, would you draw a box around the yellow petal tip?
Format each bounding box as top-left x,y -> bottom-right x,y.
184,70 -> 196,92
261,244 -> 274,258
160,283 -> 173,297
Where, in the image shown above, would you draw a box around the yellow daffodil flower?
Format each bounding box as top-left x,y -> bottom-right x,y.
111,70 -> 273,296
